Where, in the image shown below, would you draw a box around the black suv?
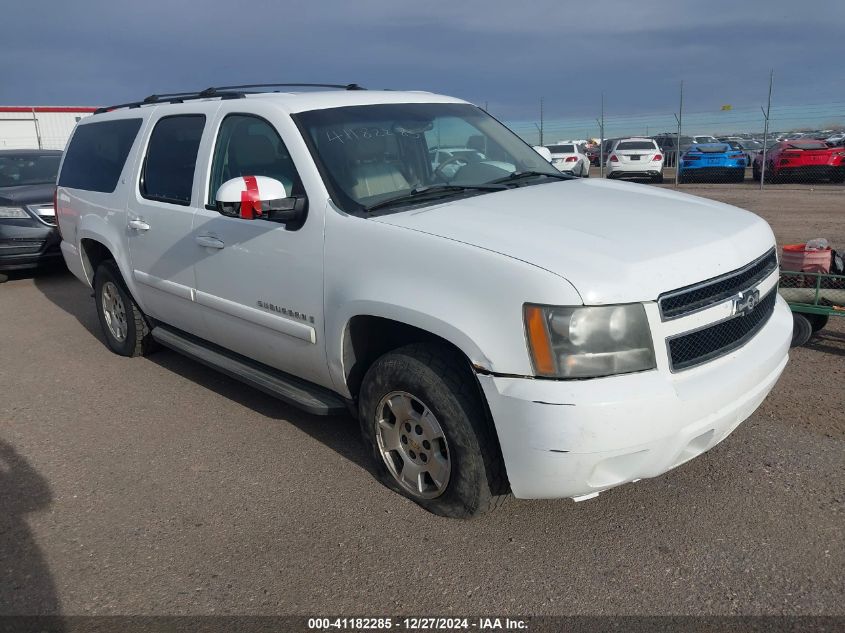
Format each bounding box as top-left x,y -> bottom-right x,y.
0,149 -> 63,272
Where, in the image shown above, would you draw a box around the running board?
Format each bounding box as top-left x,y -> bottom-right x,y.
151,326 -> 347,416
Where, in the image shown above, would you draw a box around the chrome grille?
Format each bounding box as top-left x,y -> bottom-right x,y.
658,248 -> 777,320
667,288 -> 777,372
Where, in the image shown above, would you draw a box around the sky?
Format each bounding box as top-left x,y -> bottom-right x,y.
3,0 -> 844,137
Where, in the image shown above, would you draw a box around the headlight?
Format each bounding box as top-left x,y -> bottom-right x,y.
0,206 -> 30,219
524,303 -> 656,378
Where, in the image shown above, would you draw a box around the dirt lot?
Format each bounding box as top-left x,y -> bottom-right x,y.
0,185 -> 843,619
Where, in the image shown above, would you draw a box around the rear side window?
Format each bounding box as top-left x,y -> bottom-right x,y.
141,115 -> 206,206
58,119 -> 142,193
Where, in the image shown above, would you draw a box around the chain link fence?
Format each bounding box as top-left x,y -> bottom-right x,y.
503,88 -> 845,190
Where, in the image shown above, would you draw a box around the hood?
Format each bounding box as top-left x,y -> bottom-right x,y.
374,178 -> 775,304
0,183 -> 55,206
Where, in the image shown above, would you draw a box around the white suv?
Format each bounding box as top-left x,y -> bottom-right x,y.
55,84 -> 792,518
607,137 -> 665,182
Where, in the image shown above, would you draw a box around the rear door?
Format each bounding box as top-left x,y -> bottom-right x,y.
126,104 -> 219,335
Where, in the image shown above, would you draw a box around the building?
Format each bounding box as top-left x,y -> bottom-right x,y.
0,106 -> 97,151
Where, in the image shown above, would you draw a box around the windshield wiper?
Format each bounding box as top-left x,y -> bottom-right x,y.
362,184 -> 506,213
490,170 -> 576,185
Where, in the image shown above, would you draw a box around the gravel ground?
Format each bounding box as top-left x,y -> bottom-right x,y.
0,185 -> 842,618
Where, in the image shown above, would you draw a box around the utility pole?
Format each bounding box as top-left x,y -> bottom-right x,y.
759,70 -> 774,190
598,92 -> 605,178
539,97 -> 544,146
674,80 -> 684,185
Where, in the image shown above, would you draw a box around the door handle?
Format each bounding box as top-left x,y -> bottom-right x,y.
195,235 -> 225,249
128,219 -> 150,231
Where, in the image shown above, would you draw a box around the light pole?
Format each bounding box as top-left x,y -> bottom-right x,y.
759,70 -> 774,190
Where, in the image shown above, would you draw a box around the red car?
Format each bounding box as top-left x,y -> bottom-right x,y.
753,139 -> 845,183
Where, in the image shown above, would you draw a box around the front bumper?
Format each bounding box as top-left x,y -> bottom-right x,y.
0,221 -> 62,271
478,295 -> 792,499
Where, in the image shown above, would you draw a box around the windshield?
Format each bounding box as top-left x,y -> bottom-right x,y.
547,144 -> 575,153
294,103 -> 560,213
0,153 -> 60,187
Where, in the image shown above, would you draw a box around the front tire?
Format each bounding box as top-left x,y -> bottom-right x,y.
359,343 -> 506,518
94,261 -> 156,357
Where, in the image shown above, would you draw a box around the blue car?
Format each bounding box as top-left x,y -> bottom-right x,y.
678,143 -> 747,183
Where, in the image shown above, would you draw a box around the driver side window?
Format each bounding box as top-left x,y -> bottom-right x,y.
208,114 -> 302,206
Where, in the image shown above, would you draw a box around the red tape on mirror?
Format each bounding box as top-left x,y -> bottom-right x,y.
240,176 -> 263,219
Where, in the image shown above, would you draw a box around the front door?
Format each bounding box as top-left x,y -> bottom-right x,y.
191,112 -> 328,388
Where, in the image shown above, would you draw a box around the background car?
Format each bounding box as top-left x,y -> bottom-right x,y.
825,132 -> 845,147
753,139 -> 845,183
0,149 -> 63,274
598,137 -> 621,166
606,137 -> 664,182
734,139 -> 764,164
720,139 -> 763,165
692,135 -> 719,144
652,134 -> 693,167
429,147 -> 488,179
545,143 -> 590,177
678,143 -> 747,183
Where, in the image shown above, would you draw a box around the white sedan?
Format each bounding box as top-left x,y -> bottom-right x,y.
545,143 -> 590,177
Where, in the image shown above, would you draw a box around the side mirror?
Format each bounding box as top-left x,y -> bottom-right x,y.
532,146 -> 553,162
214,176 -> 307,228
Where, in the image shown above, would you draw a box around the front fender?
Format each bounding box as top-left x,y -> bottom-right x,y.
323,210 -> 583,396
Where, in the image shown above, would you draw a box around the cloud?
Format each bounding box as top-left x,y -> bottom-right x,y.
1,0 -> 843,121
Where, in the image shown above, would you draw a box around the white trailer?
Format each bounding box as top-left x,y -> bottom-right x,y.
0,106 -> 96,151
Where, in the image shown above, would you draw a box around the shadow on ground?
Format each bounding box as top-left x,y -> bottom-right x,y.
32,267 -> 376,478
0,440 -> 63,623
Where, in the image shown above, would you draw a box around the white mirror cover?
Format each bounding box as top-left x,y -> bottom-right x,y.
533,146 -> 553,162
215,175 -> 290,219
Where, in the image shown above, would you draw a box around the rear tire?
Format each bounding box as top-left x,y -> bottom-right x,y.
94,261 -> 156,357
790,313 -> 813,347
652,172 -> 664,184
359,343 -> 507,518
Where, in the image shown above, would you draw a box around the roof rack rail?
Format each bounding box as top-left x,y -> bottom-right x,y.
93,83 -> 366,115
93,90 -> 246,115
213,83 -> 366,91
